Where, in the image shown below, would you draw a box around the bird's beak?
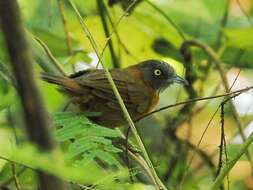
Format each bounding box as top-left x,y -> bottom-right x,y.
172,75 -> 188,85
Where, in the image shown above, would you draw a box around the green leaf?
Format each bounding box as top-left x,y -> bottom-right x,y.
53,112 -> 122,167
0,143 -> 128,189
0,129 -> 15,171
93,149 -> 121,167
224,27 -> 253,50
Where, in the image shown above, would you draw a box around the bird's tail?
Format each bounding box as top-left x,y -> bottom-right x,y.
40,73 -> 82,92
40,73 -> 66,85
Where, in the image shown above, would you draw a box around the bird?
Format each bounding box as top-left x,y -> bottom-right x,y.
41,59 -> 187,128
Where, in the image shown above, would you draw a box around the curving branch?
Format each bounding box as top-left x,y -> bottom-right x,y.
0,1 -> 68,190
180,39 -> 253,169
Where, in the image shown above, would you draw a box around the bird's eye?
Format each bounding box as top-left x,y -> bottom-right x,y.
154,69 -> 162,76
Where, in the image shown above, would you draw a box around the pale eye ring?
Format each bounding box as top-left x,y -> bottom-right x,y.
154,69 -> 162,76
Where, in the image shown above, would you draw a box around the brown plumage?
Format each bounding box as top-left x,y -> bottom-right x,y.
41,59 -> 187,127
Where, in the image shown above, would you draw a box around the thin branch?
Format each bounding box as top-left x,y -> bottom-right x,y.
137,85 -> 253,121
216,70 -> 241,177
180,39 -> 253,169
34,36 -> 67,76
192,85 -> 220,115
68,1 -> 167,189
193,117 -> 251,173
161,34 -> 196,182
211,131 -> 253,190
236,0 -> 253,25
144,0 -> 186,41
127,151 -> 157,187
47,0 -> 53,27
180,71 -> 239,189
0,156 -> 35,171
97,0 -> 119,68
216,93 -> 241,189
217,70 -> 241,179
105,6 -> 139,62
0,1 -> 68,189
179,48 -> 245,189
183,139 -> 216,174
125,127 -> 134,182
0,61 -> 16,88
215,0 -> 230,49
98,0 -> 138,67
57,0 -> 72,55
28,33 -> 65,76
0,167 -> 26,187
11,164 -> 21,190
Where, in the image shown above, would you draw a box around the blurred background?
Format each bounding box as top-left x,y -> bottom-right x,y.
0,0 -> 253,189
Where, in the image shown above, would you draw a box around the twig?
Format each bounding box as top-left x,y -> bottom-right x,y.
180,39 -> 253,169
105,6 -> 139,62
180,59 -> 242,187
193,116 -> 251,173
144,0 -> 186,41
57,0 -> 72,55
162,38 -> 196,182
192,85 -> 220,115
28,33 -> 65,76
0,156 -> 35,171
163,134 -> 185,183
211,131 -> 253,190
216,94 -> 241,189
216,70 -> 241,177
34,36 -> 67,76
68,1 -> 167,189
127,151 -> 157,187
137,86 -> 253,121
97,0 -> 119,68
0,1 -> 68,189
0,167 -> 26,187
215,0 -> 230,49
125,127 -> 134,182
0,61 -> 16,88
162,36 -> 197,133
47,0 -> 53,27
236,0 -> 253,25
11,164 -> 21,190
183,140 -> 216,174
98,0 -> 138,67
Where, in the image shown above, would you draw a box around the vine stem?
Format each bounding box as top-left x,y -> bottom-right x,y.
68,1 -> 167,189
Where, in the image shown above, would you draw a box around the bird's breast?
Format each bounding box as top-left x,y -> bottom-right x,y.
127,67 -> 160,114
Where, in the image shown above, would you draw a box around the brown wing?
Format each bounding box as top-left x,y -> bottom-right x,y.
71,69 -> 152,114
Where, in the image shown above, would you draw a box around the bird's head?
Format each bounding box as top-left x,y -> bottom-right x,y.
138,59 -> 188,92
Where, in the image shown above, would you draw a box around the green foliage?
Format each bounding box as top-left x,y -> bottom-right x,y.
224,27 -> 253,50
1,0 -> 253,189
54,112 -> 123,167
1,143 -> 128,189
